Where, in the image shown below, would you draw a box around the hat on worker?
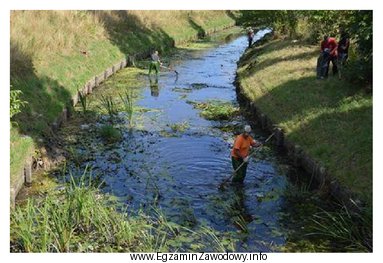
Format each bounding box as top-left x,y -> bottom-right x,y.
244,125 -> 252,133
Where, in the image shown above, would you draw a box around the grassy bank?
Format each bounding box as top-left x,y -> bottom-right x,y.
237,38 -> 372,202
10,10 -> 236,190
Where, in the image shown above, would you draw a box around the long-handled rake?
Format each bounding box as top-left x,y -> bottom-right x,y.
218,132 -> 275,190
160,64 -> 179,75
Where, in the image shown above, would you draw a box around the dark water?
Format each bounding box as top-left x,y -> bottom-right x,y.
60,29 -> 313,251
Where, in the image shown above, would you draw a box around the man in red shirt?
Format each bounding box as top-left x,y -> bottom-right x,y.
231,125 -> 262,183
320,35 -> 338,78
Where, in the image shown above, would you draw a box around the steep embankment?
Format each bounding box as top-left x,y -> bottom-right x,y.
236,38 -> 372,202
10,10 -> 236,198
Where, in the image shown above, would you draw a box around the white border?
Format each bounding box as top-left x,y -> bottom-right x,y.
2,1 -> 381,262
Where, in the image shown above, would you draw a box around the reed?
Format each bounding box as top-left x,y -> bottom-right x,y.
119,89 -> 134,126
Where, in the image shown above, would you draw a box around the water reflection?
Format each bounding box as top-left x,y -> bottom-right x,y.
149,75 -> 160,97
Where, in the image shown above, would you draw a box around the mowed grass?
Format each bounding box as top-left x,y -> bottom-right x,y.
10,10 -> 236,188
237,39 -> 372,201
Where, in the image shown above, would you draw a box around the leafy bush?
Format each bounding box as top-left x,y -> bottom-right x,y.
10,88 -> 27,120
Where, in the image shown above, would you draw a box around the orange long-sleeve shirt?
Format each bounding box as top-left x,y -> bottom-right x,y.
231,134 -> 257,159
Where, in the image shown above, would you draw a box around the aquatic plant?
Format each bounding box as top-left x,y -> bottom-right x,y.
119,90 -> 134,126
10,166 -> 236,252
187,100 -> 239,120
168,121 -> 190,133
98,124 -> 122,143
309,202 -> 372,252
98,94 -> 118,118
77,90 -> 89,114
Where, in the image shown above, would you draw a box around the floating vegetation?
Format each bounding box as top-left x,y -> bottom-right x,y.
179,94 -> 188,100
168,121 -> 190,133
213,123 -> 242,134
190,83 -> 209,89
172,87 -> 193,93
98,125 -> 121,144
187,100 -> 239,120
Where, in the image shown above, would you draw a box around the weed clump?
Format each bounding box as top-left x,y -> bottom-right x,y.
168,121 -> 190,133
98,125 -> 121,143
187,100 -> 239,120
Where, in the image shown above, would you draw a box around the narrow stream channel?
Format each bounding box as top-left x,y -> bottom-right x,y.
45,28 -> 327,251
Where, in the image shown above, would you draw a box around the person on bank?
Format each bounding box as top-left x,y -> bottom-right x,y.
247,28 -> 254,48
148,50 -> 162,76
231,125 -> 262,183
338,31 -> 350,65
320,35 -> 338,78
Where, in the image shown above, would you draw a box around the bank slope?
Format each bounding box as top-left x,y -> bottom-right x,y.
237,38 -> 372,202
10,10 -> 236,194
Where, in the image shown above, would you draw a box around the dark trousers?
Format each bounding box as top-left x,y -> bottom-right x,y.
248,37 -> 253,48
324,56 -> 338,77
231,157 -> 248,183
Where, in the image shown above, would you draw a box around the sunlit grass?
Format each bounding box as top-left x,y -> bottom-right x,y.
237,38 -> 372,200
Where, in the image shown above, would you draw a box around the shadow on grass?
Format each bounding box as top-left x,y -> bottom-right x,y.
246,72 -> 372,200
188,17 -> 206,38
91,11 -> 176,58
11,42 -> 73,160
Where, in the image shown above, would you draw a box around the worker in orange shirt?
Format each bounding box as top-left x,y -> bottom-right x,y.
231,125 -> 262,183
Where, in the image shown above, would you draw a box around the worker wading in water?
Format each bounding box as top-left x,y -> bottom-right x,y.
231,125 -> 262,183
149,50 -> 162,76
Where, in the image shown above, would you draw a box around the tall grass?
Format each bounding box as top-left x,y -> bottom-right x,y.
10,167 -> 234,252
98,94 -> 118,118
309,201 -> 372,251
77,90 -> 89,114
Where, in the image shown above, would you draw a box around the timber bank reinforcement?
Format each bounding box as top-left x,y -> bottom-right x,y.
130,252 -> 268,262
